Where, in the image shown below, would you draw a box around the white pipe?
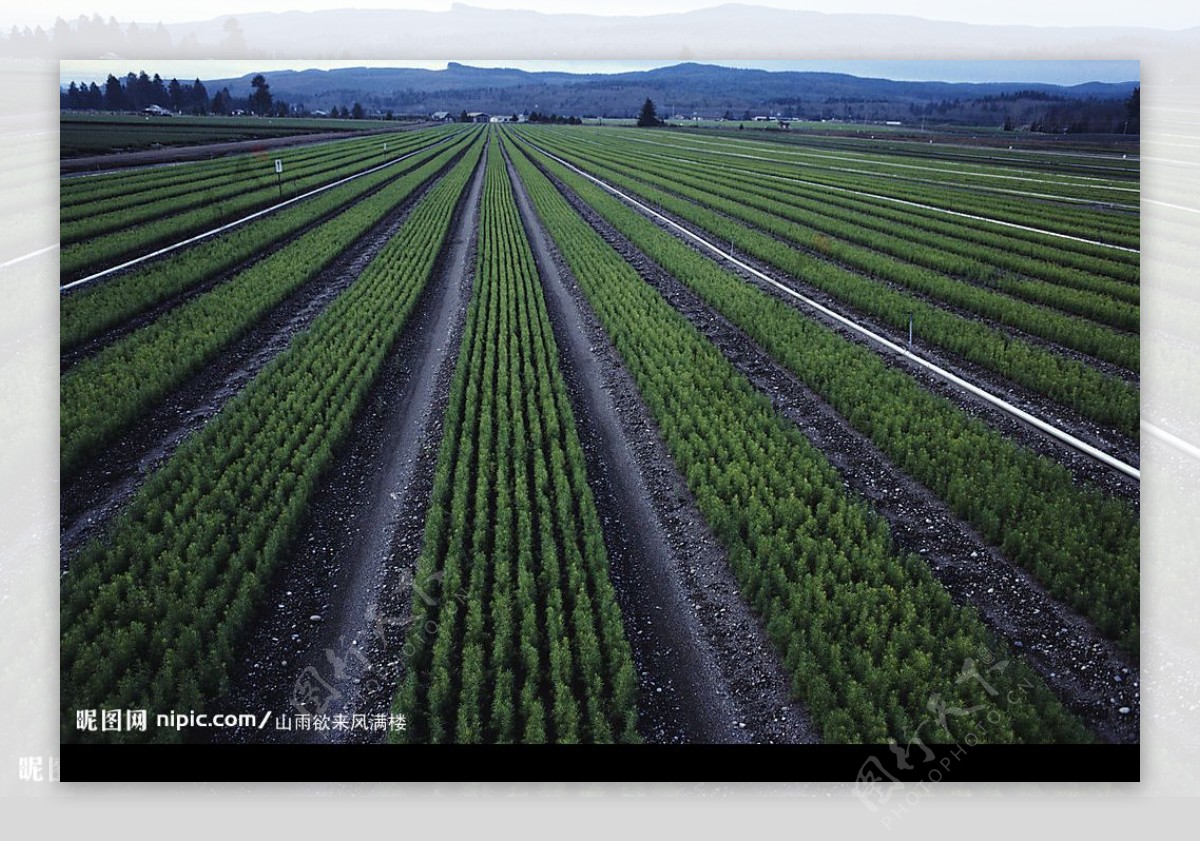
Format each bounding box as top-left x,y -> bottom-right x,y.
61,133 -> 459,293
531,139 -> 1141,482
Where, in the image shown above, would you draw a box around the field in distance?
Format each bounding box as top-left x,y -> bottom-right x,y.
60,112 -> 425,157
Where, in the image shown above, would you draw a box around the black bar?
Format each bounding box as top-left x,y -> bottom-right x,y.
61,743 -> 1138,783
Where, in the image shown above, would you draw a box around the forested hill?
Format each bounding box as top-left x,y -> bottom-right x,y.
198,62 -> 1137,123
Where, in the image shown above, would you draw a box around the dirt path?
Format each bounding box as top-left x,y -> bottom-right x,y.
542,162 -> 1140,744
505,146 -> 817,745
59,150 -> 466,566
60,123 -> 434,175
212,145 -> 486,744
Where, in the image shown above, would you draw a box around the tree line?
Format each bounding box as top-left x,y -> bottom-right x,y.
61,70 -> 379,119
524,111 -> 582,125
62,72 -> 211,115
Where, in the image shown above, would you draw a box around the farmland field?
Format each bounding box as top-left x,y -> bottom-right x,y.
60,116 -> 1139,755
60,113 -> 417,157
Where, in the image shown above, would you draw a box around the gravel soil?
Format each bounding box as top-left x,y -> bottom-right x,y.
60,148 -> 466,566
61,137 -> 465,372
210,146 -> 486,744
537,157 -> 1140,744
525,146 -> 1139,499
506,145 -> 817,744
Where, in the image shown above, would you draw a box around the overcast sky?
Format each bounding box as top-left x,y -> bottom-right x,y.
20,0 -> 1200,32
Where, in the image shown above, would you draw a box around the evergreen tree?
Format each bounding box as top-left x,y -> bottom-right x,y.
151,73 -> 168,106
190,78 -> 208,114
135,71 -> 153,108
220,16 -> 246,54
636,97 -> 660,127
104,74 -> 123,110
52,16 -> 72,48
168,77 -> 183,112
124,72 -> 138,107
250,74 -> 272,116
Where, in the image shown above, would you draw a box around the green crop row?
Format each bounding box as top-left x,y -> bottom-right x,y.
62,143 -> 275,209
581,131 -> 1140,296
60,129 -> 462,280
504,132 -> 1089,743
632,130 -> 1140,246
571,129 -> 1142,277
60,124 -> 457,215
62,129 -> 416,224
58,116 -> 357,158
720,129 -> 1140,184
60,132 -> 473,354
395,138 -> 638,744
60,133 -> 480,479
524,129 -> 1139,437
517,135 -> 1140,653
60,138 -> 483,743
61,130 -> 433,244
681,128 -> 1141,196
533,131 -> 1139,367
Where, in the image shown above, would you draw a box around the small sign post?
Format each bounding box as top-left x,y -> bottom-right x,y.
274,159 -> 283,198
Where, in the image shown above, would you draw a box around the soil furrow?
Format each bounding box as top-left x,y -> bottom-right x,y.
506,144 -> 818,744
211,143 -> 487,744
542,152 -> 1139,502
60,122 -> 436,174
59,149 -> 466,566
541,158 -> 1140,744
666,182 -> 1141,377
61,135 -> 465,371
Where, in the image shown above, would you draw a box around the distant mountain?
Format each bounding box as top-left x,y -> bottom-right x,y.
197,62 -> 1138,122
